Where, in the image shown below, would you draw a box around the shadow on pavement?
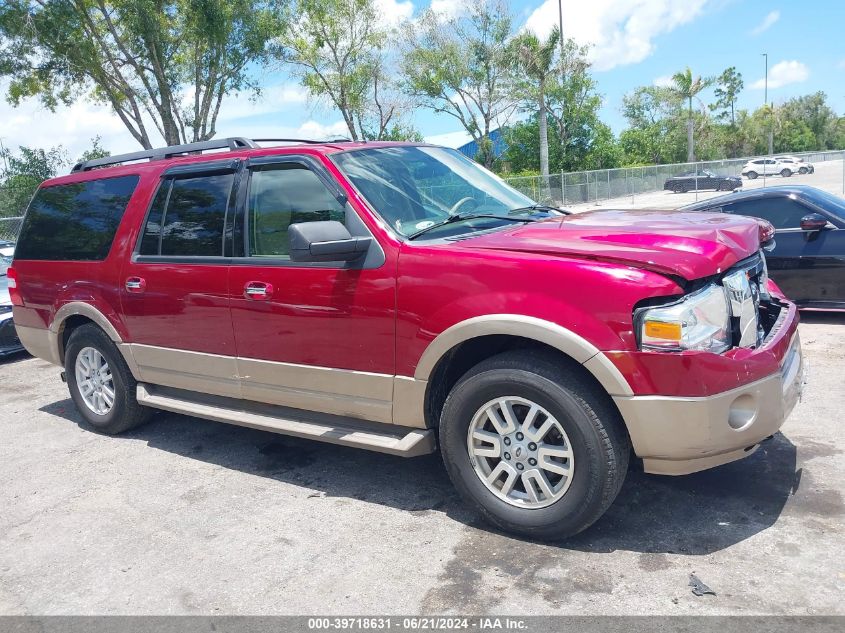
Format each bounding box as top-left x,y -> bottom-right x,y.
798,311 -> 845,326
39,398 -> 798,555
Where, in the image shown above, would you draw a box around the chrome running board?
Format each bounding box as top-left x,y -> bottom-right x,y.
136,383 -> 435,457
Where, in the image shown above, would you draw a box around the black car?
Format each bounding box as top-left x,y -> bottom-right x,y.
663,170 -> 742,193
681,185 -> 845,309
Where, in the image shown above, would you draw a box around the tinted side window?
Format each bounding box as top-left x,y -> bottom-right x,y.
139,173 -> 234,256
248,165 -> 344,258
15,175 -> 139,261
724,198 -> 809,229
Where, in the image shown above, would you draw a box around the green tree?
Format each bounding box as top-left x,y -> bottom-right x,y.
76,136 -> 111,164
0,0 -> 284,149
711,67 -> 743,128
400,0 -> 518,168
512,27 -> 559,178
778,92 -> 840,149
619,86 -> 684,164
0,144 -> 68,217
277,0 -> 409,141
669,67 -> 713,162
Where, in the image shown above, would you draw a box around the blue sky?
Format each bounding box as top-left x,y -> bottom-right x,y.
1,0 -> 843,159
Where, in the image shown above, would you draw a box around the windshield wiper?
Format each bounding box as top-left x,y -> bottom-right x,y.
407,212 -> 536,240
507,204 -> 564,216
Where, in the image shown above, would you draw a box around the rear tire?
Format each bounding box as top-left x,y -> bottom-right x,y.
65,324 -> 152,435
781,169 -> 792,177
438,350 -> 630,540
746,171 -> 758,180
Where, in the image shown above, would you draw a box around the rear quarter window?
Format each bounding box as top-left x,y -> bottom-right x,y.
15,175 -> 140,261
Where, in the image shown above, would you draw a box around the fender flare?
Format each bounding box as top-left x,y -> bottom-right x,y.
413,314 -> 633,397
49,302 -> 124,364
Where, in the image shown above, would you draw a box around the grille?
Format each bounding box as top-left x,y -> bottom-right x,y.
722,252 -> 767,349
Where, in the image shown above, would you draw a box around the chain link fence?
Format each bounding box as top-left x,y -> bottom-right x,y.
504,150 -> 845,207
0,183 -> 34,242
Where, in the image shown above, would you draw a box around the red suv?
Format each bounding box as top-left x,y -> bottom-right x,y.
9,138 -> 805,539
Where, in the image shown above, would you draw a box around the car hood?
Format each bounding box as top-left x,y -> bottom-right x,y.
458,209 -> 761,280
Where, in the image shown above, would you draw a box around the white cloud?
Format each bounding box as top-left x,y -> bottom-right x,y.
0,79 -> 351,163
374,0 -> 414,25
215,83 -> 309,123
424,130 -> 472,148
750,60 -> 809,89
429,0 -> 467,21
653,75 -> 674,87
750,10 -> 779,36
523,0 -> 708,71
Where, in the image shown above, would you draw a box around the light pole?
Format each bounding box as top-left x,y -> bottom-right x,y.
762,53 -> 768,106
762,52 -> 773,156
558,0 -> 564,64
558,0 -> 565,187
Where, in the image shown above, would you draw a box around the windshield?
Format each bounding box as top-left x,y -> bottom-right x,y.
332,146 -> 536,238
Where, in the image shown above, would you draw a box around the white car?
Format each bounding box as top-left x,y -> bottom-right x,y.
741,158 -> 799,179
774,155 -> 815,174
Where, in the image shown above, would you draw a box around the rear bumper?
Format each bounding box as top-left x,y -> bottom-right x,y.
615,334 -> 804,475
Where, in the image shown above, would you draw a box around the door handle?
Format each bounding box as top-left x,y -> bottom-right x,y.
125,277 -> 146,293
244,281 -> 273,300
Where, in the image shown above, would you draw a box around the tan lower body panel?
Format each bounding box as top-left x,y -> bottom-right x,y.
615,339 -> 804,475
125,344 -> 418,427
15,324 -> 59,365
137,383 -> 435,457
128,344 -> 241,399
238,356 -> 394,424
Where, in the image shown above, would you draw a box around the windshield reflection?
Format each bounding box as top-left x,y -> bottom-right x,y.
332,146 -> 536,237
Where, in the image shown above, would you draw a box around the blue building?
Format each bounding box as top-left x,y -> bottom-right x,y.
457,128 -> 507,161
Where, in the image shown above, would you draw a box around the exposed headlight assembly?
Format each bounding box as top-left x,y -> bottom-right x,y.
638,284 -> 731,353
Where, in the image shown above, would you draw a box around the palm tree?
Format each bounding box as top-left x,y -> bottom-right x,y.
514,27 -> 560,179
670,67 -> 713,162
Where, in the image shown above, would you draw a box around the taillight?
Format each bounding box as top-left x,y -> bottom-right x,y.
7,267 -> 23,306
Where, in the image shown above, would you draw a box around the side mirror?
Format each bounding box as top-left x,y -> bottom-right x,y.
288,220 -> 371,263
799,213 -> 829,232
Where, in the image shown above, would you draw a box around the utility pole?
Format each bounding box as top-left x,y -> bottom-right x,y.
762,53 -> 773,155
558,0 -> 566,170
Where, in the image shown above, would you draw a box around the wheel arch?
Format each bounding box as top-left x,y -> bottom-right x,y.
412,315 -> 633,429
51,302 -> 124,365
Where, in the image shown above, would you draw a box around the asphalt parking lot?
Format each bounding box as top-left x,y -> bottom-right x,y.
0,312 -> 843,616
569,158 -> 845,212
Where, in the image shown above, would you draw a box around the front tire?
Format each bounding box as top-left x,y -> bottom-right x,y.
799,167 -> 808,175
439,350 -> 629,540
65,324 -> 152,435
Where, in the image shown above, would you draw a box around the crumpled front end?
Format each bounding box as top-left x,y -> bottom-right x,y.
610,252 -> 805,475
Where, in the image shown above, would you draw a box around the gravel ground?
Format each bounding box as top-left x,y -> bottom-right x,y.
568,158 -> 845,212
0,311 -> 843,616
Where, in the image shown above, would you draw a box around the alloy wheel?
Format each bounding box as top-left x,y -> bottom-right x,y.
75,347 -> 115,416
466,396 -> 575,509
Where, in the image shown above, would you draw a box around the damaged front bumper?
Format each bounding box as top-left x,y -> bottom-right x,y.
613,301 -> 805,475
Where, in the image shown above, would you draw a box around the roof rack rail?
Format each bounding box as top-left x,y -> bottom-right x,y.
70,137 -> 258,173
252,137 -> 352,145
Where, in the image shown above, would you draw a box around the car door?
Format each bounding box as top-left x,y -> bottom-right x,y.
120,160 -> 241,397
227,155 -> 397,423
721,195 -> 844,305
